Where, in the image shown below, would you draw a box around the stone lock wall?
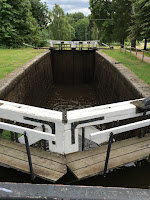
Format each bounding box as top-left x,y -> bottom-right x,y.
0,51 -> 53,107
94,51 -> 150,105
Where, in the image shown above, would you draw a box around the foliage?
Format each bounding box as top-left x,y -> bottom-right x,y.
30,0 -> 48,29
89,0 -> 113,40
88,20 -> 99,40
0,0 -> 48,48
66,12 -> 88,40
49,4 -> 75,40
112,0 -> 132,45
75,18 -> 89,41
129,0 -> 150,49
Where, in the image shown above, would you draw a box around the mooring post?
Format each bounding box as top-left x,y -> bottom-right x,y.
103,132 -> 114,177
24,131 -> 35,181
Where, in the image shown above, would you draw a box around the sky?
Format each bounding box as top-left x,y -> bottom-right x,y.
41,0 -> 91,16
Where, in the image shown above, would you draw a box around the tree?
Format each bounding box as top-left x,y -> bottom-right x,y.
0,0 -> 42,47
89,0 -> 113,40
88,18 -> 99,40
130,0 -> 150,50
112,0 -> 132,46
49,4 -> 75,40
75,18 -> 89,40
30,0 -> 48,29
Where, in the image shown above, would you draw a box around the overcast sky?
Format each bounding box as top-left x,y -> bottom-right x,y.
41,0 -> 91,16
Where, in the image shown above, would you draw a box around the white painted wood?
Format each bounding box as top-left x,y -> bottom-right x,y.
18,126 -> 52,145
0,100 -> 62,128
0,98 -> 149,155
48,122 -> 65,154
0,122 -> 55,142
64,129 -> 79,154
50,40 -> 99,48
66,99 -> 149,130
91,119 -> 150,144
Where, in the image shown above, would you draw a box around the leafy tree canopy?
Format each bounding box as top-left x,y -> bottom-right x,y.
0,0 -> 47,47
48,4 -> 75,40
30,0 -> 48,29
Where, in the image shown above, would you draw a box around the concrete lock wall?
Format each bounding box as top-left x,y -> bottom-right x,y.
0,51 -> 53,106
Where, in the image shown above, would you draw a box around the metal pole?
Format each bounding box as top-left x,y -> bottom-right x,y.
103,132 -> 114,177
82,127 -> 85,151
42,124 -> 46,151
24,131 -> 35,181
10,132 -> 14,141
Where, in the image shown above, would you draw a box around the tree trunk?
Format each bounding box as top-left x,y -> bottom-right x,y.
131,39 -> 136,48
120,39 -> 124,48
144,38 -> 147,50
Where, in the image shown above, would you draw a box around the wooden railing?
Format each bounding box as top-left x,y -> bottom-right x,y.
120,46 -> 150,61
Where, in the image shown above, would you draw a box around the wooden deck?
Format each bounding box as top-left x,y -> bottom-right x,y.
66,134 -> 150,180
1,134 -> 150,182
0,138 -> 67,182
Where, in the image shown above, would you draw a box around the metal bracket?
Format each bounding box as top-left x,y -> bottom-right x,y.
23,116 -> 55,134
71,116 -> 104,144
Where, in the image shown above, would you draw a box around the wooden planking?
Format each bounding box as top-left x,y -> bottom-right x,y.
0,138 -> 65,163
0,139 -> 67,182
67,134 -> 150,163
66,134 -> 150,180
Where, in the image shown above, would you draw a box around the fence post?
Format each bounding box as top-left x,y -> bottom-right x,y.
142,51 -> 144,61
136,49 -> 137,56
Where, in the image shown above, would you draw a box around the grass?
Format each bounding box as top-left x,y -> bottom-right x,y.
102,49 -> 150,85
0,130 -> 22,141
0,48 -> 45,80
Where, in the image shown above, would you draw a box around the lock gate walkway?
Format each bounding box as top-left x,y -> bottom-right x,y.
1,134 -> 150,182
0,138 -> 67,182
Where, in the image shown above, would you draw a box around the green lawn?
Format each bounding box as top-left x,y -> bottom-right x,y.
102,49 -> 150,85
0,48 -> 44,80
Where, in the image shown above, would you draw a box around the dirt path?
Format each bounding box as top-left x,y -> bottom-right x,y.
126,50 -> 150,64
